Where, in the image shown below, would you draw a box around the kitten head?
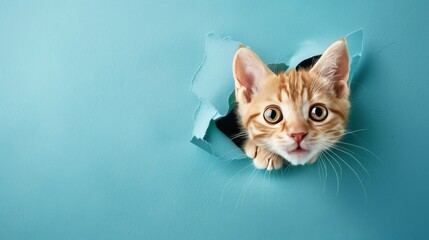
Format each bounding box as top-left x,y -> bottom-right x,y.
233,39 -> 350,165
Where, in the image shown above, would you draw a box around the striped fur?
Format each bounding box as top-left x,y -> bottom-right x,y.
233,39 -> 350,169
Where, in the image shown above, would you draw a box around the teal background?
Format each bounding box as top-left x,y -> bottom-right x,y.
0,0 -> 428,239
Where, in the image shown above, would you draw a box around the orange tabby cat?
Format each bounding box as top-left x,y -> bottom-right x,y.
233,38 -> 350,170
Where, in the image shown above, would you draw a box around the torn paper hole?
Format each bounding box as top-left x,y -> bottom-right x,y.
191,30 -> 363,160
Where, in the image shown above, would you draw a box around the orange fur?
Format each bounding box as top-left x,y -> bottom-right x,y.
233,39 -> 350,169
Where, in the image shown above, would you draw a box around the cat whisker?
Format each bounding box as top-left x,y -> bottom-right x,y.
217,148 -> 247,161
325,144 -> 370,180
317,156 -> 322,183
224,154 -> 248,167
321,138 -> 382,163
330,128 -> 368,138
281,162 -> 292,176
343,128 -> 368,135
263,165 -> 270,200
202,148 -> 247,180
236,166 -> 259,211
229,132 -> 248,141
320,151 -> 340,196
319,147 -> 343,176
335,141 -> 382,163
315,151 -> 327,189
321,157 -> 328,191
329,144 -> 374,173
221,162 -> 254,207
321,145 -> 368,203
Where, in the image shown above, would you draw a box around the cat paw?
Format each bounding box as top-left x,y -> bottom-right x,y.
244,141 -> 283,170
254,150 -> 284,170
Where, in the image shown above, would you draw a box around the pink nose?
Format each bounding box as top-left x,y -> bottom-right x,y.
289,132 -> 307,144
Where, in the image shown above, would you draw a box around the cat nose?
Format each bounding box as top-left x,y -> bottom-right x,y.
289,132 -> 308,144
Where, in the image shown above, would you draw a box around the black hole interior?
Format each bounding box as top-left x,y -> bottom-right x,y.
296,54 -> 322,70
215,105 -> 245,148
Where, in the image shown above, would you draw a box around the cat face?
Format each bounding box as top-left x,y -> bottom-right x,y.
233,39 -> 350,165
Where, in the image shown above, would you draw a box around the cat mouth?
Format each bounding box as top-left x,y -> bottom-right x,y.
287,146 -> 308,154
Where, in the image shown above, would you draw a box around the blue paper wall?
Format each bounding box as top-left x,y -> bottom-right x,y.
1,1 -> 428,239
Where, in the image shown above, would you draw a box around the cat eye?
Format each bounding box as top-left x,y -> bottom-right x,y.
309,104 -> 328,122
263,105 -> 283,124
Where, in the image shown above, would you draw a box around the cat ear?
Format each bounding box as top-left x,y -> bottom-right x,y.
310,38 -> 350,98
233,47 -> 274,103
